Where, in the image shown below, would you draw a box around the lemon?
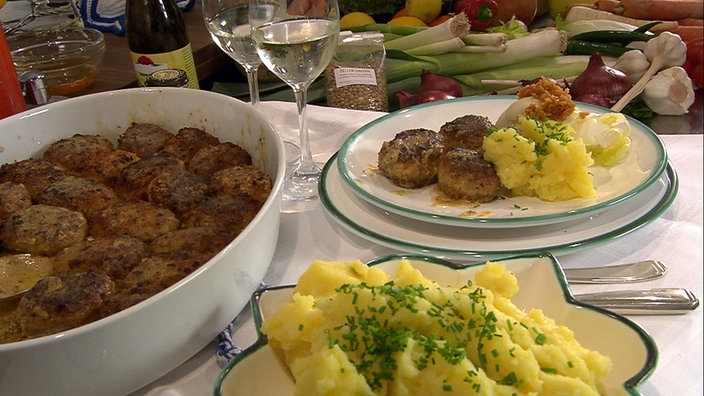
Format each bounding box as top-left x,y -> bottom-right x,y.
340,12 -> 376,29
548,0 -> 597,19
388,16 -> 427,27
405,0 -> 442,24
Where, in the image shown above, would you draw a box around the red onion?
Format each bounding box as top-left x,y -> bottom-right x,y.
573,93 -> 616,108
417,70 -> 463,98
395,90 -> 456,109
569,52 -> 632,105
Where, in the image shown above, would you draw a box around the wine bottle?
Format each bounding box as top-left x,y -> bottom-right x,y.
125,0 -> 199,89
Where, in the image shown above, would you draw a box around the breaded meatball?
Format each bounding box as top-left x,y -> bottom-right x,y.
437,148 -> 501,202
117,123 -> 173,157
147,171 -> 209,214
438,115 -> 493,153
0,158 -> 66,199
0,182 -> 32,222
15,271 -> 113,338
377,128 -> 444,189
42,134 -> 115,174
181,194 -> 262,235
160,127 -> 220,161
37,176 -> 120,217
51,235 -> 149,279
97,291 -> 153,319
115,151 -> 185,201
79,149 -> 140,187
187,142 -> 252,179
150,226 -> 236,256
89,200 -> 180,242
209,165 -> 272,203
0,205 -> 87,256
122,250 -> 210,293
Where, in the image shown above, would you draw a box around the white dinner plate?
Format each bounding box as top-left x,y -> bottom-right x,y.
337,96 -> 667,228
215,254 -> 657,396
321,154 -> 677,261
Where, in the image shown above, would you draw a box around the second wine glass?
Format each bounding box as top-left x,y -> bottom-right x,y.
249,0 -> 339,202
203,0 -> 262,107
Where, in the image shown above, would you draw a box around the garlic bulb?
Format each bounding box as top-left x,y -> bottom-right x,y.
641,66 -> 695,115
613,50 -> 650,84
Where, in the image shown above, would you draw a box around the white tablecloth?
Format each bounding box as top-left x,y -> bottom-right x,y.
135,101 -> 703,396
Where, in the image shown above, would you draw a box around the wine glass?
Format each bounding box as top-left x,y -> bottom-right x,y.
249,0 -> 340,202
203,0 -> 301,172
202,0 -> 263,107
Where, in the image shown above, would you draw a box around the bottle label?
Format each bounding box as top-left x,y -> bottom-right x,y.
130,44 -> 199,89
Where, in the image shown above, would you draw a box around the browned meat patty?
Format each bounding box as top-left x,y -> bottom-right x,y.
42,134 -> 115,174
147,171 -> 209,215
377,128 -> 444,189
79,149 -> 140,187
438,115 -> 493,153
149,226 -> 236,256
181,194 -> 262,235
0,204 -> 87,256
51,235 -> 149,279
122,250 -> 211,293
0,158 -> 66,199
15,271 -> 113,339
88,200 -> 180,242
37,176 -> 121,217
0,182 -> 32,222
437,148 -> 501,202
160,127 -> 220,161
187,142 -> 252,179
117,123 -> 173,157
115,151 -> 185,201
209,165 -> 272,203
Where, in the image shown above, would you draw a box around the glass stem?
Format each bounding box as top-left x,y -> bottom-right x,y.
246,68 -> 260,109
293,87 -> 316,174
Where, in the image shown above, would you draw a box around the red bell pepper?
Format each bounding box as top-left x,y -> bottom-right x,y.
453,0 -> 499,31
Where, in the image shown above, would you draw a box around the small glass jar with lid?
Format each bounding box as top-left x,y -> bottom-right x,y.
145,68 -> 189,88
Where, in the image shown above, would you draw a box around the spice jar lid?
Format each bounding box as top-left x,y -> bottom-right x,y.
19,71 -> 51,105
145,68 -> 189,87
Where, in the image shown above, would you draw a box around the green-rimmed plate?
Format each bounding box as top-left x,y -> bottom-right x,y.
337,96 -> 667,228
320,152 -> 677,261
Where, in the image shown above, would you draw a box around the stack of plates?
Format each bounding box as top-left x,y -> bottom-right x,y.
319,96 -> 677,261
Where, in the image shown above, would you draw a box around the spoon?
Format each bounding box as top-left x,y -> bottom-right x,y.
0,254 -> 52,307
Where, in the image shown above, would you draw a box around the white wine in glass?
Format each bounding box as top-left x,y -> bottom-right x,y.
250,0 -> 339,202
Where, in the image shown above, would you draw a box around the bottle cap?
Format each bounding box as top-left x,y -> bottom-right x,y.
145,68 -> 189,87
19,71 -> 51,105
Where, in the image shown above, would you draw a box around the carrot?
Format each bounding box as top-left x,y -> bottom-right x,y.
678,18 -> 704,26
668,24 -> 704,42
594,0 -> 620,13
610,0 -> 703,21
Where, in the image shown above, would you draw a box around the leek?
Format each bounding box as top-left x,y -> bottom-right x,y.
406,37 -> 466,56
462,32 -> 507,46
384,13 -> 470,51
384,29 -> 569,81
454,44 -> 506,53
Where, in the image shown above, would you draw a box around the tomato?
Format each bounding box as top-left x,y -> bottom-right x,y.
493,0 -> 538,26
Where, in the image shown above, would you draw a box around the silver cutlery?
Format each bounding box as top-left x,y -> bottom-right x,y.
576,288 -> 700,315
564,260 -> 667,284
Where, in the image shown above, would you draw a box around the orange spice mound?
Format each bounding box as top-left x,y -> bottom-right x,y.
517,77 -> 575,122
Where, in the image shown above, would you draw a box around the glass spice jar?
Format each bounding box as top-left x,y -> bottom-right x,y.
325,31 -> 388,112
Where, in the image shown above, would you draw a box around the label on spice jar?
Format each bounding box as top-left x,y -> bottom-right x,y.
333,67 -> 377,87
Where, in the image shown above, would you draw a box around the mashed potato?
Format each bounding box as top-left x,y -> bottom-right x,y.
261,259 -> 612,396
483,116 -> 596,201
